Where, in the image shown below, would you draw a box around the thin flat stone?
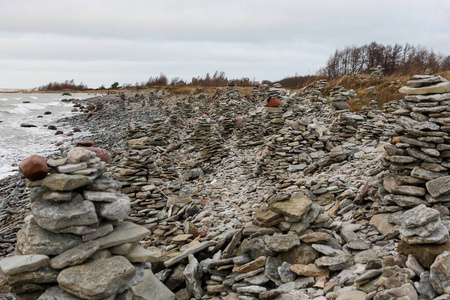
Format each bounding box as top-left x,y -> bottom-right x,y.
83,190 -> 118,202
57,163 -> 88,174
164,241 -> 217,268
82,223 -> 114,242
41,173 -> 91,191
57,256 -> 135,300
95,222 -> 150,250
42,191 -> 74,202
50,241 -> 100,269
0,255 -> 49,275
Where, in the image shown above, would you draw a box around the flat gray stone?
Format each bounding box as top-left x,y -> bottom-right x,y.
399,81 -> 450,95
42,191 -> 74,202
16,217 -> 81,256
83,190 -> 118,202
82,223 -> 114,242
95,194 -> 130,220
132,269 -> 175,300
32,194 -> 98,232
164,241 -> 217,268
430,251 -> 450,294
37,286 -> 83,300
183,255 -> 203,299
402,205 -> 440,228
264,234 -> 300,252
0,255 -> 49,275
50,241 -> 100,269
57,163 -> 88,173
41,173 -> 91,191
95,221 -> 150,250
426,176 -> 450,199
57,256 -> 135,300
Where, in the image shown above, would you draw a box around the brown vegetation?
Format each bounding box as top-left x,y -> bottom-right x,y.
37,79 -> 88,91
320,42 -> 450,77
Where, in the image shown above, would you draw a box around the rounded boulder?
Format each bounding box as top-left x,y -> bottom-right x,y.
19,155 -> 49,180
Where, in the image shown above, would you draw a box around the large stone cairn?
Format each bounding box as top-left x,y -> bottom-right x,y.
380,75 -> 450,253
116,121 -> 181,223
235,111 -> 265,148
0,147 -> 172,300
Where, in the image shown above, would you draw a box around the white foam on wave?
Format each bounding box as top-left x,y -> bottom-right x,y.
0,98 -> 9,101
29,96 -> 38,100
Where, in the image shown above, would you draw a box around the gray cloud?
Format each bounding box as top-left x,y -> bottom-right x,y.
0,0 -> 449,88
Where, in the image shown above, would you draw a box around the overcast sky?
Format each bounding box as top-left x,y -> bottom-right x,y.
0,0 -> 449,89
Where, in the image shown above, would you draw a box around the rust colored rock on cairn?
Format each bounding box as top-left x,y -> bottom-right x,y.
265,98 -> 282,107
18,155 -> 49,181
0,147 -> 169,300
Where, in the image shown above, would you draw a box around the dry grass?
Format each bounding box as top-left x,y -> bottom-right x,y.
320,72 -> 450,111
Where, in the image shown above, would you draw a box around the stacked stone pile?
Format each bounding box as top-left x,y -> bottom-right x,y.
370,65 -> 384,79
329,112 -> 365,141
329,87 -> 351,111
0,148 -> 175,300
379,75 -> 450,211
235,111 -> 265,148
225,85 -> 245,102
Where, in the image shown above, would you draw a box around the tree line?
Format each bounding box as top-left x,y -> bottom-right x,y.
320,42 -> 450,77
37,79 -> 88,91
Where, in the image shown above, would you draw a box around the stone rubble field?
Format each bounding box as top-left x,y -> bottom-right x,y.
2,75 -> 450,299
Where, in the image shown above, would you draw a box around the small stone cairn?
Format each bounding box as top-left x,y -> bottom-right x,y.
0,147 -> 173,300
370,65 -> 384,79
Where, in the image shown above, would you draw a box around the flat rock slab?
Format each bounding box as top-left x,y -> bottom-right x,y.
42,191 -> 74,202
95,194 -> 130,221
41,173 -> 91,191
50,241 -> 100,269
83,191 -> 118,202
269,192 -> 312,221
57,256 -> 135,300
32,194 -> 98,232
17,217 -> 81,256
125,246 -> 154,263
67,147 -> 95,163
264,234 -> 300,252
290,264 -> 329,278
164,241 -> 217,268
132,269 -> 175,300
37,286 -> 83,299
0,255 -> 49,275
95,221 -> 150,250
399,81 -> 450,95
7,266 -> 59,286
426,176 -> 450,199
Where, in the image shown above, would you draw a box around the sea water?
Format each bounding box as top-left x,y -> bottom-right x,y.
0,92 -> 95,180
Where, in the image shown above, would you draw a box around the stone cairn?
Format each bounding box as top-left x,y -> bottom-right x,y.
0,147 -> 177,300
372,74 -> 450,297
370,65 -> 384,79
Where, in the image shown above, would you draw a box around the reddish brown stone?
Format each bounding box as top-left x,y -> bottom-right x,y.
86,112 -> 95,118
55,131 -> 63,135
254,82 -> 261,87
265,98 -> 282,107
81,147 -> 110,162
73,128 -> 81,133
86,105 -> 96,111
66,132 -> 74,136
227,81 -> 236,87
397,240 -> 450,268
55,143 -> 64,147
19,155 -> 49,181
